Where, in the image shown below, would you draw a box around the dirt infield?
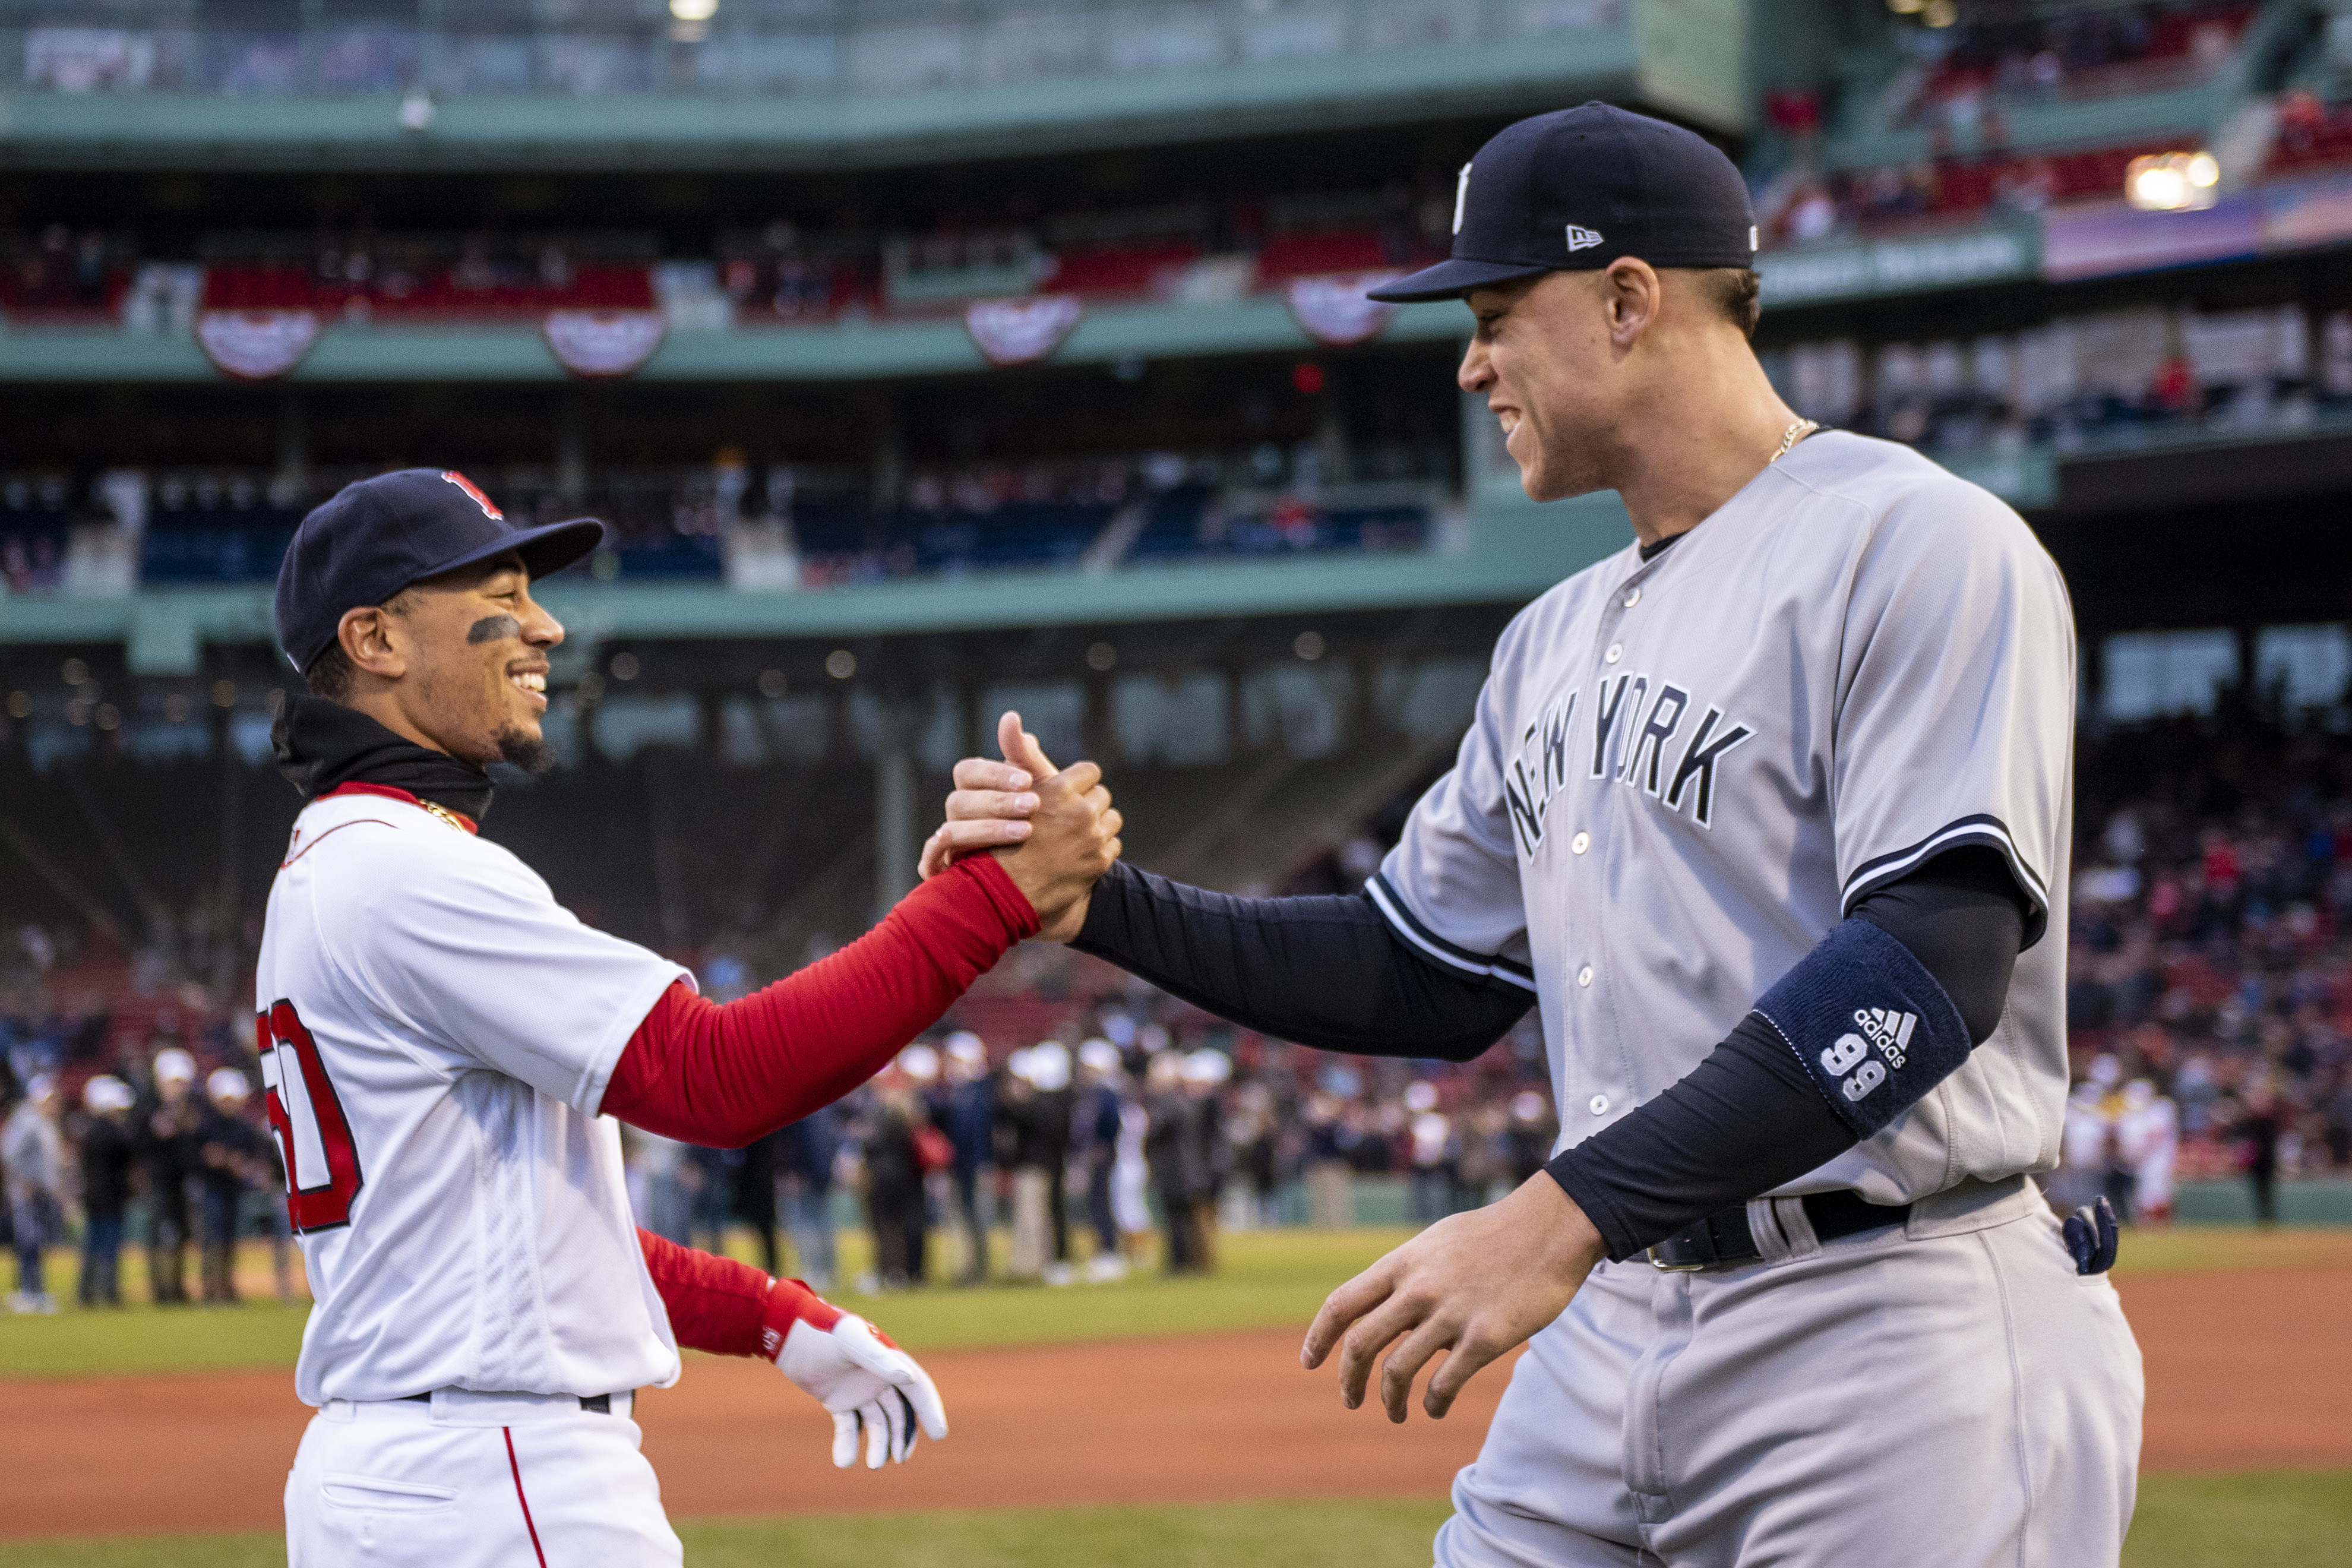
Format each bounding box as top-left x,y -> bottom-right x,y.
5,1263 -> 2345,1540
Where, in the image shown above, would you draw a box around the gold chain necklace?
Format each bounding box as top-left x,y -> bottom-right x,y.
413,798 -> 474,834
1769,418 -> 1819,464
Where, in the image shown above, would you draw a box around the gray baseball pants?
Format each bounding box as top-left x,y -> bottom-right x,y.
1432,1177 -> 2142,1568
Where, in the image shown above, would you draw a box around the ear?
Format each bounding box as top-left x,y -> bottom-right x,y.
1601,258 -> 1662,350
337,604 -> 409,681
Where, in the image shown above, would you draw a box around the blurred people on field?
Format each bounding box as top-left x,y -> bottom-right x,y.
76,1075 -> 137,1306
858,1063 -> 930,1290
940,1032 -> 996,1284
779,1104 -> 842,1291
4,1075 -> 64,1313
2117,1079 -> 2180,1226
139,1047 -> 202,1304
1076,1039 -> 1130,1280
195,1067 -> 265,1303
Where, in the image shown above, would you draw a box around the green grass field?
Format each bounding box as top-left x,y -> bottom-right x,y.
8,1224 -> 2347,1567
6,1222 -> 2345,1381
0,1228 -> 1418,1379
8,1477 -> 2349,1568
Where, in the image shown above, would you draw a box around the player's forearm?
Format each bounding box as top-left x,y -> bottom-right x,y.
636,1228 -> 839,1358
602,856 -> 1038,1147
1070,861 -> 1531,1060
1547,850 -> 2027,1260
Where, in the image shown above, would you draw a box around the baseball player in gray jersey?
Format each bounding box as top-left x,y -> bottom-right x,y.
928,103 -> 2141,1567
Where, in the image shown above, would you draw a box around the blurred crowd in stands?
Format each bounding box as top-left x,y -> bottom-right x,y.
3,436 -> 1447,595
9,709 -> 2352,1310
1762,300 -> 2352,464
1882,4 -> 2257,135
8,0 -> 1611,101
0,178 -> 1450,330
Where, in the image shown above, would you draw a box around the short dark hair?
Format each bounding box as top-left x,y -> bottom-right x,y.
1699,267 -> 1763,338
302,589 -> 416,701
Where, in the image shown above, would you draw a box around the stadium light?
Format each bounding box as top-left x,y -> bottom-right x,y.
2125,151 -> 2220,212
669,0 -> 719,19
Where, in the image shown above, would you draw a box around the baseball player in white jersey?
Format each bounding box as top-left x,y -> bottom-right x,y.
261,469 -> 1119,1566
929,105 -> 2141,1567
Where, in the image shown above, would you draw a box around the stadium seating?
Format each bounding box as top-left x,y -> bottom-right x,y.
200,259 -> 655,318
1892,4 -> 2258,132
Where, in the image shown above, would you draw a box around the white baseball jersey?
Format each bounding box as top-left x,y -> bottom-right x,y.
1373,431 -> 2075,1205
255,785 -> 691,1406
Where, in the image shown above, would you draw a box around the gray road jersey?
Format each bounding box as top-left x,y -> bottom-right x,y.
1373,431 -> 2075,1204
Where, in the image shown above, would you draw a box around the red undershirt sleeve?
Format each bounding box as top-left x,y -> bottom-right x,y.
638,1227 -> 772,1358
600,853 -> 1039,1148
637,1228 -> 843,1360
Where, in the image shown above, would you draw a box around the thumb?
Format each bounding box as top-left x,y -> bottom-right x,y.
998,710 -> 1060,782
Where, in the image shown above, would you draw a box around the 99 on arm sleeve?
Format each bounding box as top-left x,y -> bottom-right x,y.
1545,850 -> 2025,1260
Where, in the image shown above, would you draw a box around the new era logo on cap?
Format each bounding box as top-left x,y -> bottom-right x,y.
1565,225 -> 1604,252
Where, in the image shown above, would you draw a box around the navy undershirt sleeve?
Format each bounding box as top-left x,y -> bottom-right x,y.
1070,860 -> 1532,1060
1545,847 -> 2028,1260
1070,845 -> 2025,1264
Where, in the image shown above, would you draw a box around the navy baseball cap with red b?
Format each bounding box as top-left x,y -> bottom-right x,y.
273,469 -> 606,673
1368,103 -> 1757,303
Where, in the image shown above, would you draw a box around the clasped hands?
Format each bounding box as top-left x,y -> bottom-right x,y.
921,710 -> 1120,943
922,710 -> 1612,1423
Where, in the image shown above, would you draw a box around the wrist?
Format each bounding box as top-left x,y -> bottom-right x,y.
1514,1171 -> 1608,1281
758,1276 -> 845,1361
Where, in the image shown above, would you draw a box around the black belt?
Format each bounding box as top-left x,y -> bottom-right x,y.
399,1392 -> 614,1413
1648,1190 -> 1909,1271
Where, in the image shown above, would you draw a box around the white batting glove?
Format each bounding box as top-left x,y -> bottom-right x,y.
762,1282 -> 949,1469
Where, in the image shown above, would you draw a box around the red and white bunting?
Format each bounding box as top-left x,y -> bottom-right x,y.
965,296 -> 1083,367
543,309 -> 667,380
194,309 -> 321,381
1285,272 -> 1406,347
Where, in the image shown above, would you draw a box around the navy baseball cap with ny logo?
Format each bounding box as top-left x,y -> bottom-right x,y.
274,469 -> 606,673
1368,103 -> 1757,303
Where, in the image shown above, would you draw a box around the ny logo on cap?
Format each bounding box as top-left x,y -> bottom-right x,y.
440,470 -> 503,521
1453,162 -> 1472,236
1565,225 -> 1604,252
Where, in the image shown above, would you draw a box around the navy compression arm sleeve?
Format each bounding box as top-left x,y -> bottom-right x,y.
1544,847 -> 2028,1260
1070,860 -> 1532,1060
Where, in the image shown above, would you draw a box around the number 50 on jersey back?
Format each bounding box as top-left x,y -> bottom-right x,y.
255,999 -> 366,1233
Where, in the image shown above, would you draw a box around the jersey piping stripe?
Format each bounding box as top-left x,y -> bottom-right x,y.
503,1427 -> 549,1568
1840,813 -> 2048,914
1365,872 -> 1539,991
279,818 -> 396,868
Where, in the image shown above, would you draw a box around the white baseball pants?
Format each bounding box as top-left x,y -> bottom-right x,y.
286,1388 -> 681,1567
1431,1178 -> 2144,1568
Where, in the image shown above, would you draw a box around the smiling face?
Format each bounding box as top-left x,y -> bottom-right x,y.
331,552 -> 564,771
1458,271 -> 1626,504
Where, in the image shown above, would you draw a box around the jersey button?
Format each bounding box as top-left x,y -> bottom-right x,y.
1577,965 -> 1594,987
1622,589 -> 1640,608
1604,644 -> 1623,664
1589,1094 -> 1610,1116
1570,832 -> 1590,855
